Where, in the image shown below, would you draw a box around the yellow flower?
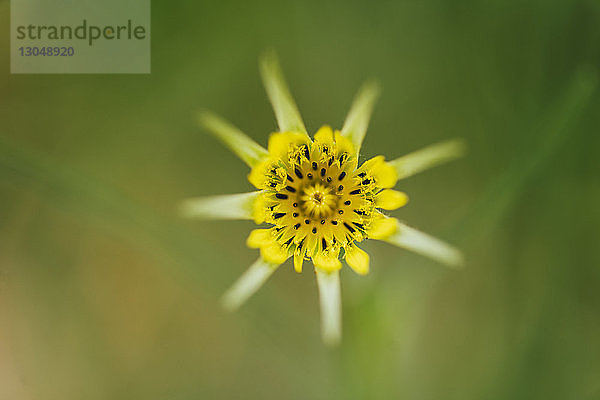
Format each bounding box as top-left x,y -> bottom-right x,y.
180,51 -> 465,345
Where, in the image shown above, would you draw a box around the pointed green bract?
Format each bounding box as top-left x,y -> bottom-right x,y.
221,258 -> 280,311
384,221 -> 464,268
341,80 -> 381,154
259,51 -> 307,134
197,110 -> 269,168
315,268 -> 342,346
390,139 -> 466,180
179,191 -> 262,220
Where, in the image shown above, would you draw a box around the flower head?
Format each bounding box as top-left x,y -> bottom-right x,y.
181,51 -> 465,345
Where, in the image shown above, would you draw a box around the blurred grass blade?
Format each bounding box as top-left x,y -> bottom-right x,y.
260,50 -> 307,134
315,268 -> 342,346
341,80 -> 381,154
179,191 -> 261,220
196,110 -> 269,168
455,67 -> 598,242
221,258 -> 279,311
389,139 -> 466,180
385,221 -> 464,268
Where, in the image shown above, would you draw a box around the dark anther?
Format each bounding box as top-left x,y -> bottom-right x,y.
343,222 -> 356,233
293,212 -> 299,217
338,210 -> 344,214
286,186 -> 297,192
269,182 -> 276,187
275,193 -> 288,200
307,173 -> 313,179
331,220 -> 338,225
287,175 -> 294,182
303,146 -> 310,159
321,220 -> 325,224
338,171 -> 346,181
295,168 -> 303,179
353,222 -> 364,229
305,219 -> 310,224
358,172 -> 366,178
350,189 -> 361,195
294,223 -> 301,230
270,168 -> 277,174
312,162 -> 318,170
284,237 -> 293,245
327,177 -> 332,183
354,210 -> 365,215
273,212 -> 286,219
344,200 -> 351,205
312,227 -> 317,234
321,238 -> 327,249
320,168 -> 326,177
338,185 -> 344,191
339,153 -> 347,163
328,157 -> 334,167
293,202 -> 298,207
362,179 -> 371,185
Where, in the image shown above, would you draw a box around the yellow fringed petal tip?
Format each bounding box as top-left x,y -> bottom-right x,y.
368,215 -> 399,240
187,52 -> 465,345
345,244 -> 370,275
246,228 -> 273,248
260,242 -> 290,265
375,189 -> 409,210
313,252 -> 342,273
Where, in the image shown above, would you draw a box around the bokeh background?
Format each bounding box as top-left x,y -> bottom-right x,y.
1,0 -> 600,399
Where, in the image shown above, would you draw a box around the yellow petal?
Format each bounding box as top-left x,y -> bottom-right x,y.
260,242 -> 290,265
246,228 -> 274,248
312,253 -> 342,273
248,159 -> 272,189
345,245 -> 370,275
251,192 -> 269,224
375,189 -> 409,210
267,131 -> 309,159
371,160 -> 398,188
333,130 -> 356,158
358,156 -> 397,188
293,249 -> 304,273
313,125 -> 334,144
368,216 -> 398,240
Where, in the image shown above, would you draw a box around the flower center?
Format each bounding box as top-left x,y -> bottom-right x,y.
301,183 -> 338,218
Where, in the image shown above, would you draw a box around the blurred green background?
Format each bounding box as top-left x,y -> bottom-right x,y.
1,0 -> 599,399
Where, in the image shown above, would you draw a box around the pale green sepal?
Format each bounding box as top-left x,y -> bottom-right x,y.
221,257 -> 280,311
259,50 -> 307,134
315,268 -> 342,346
389,139 -> 466,180
386,221 -> 464,268
179,191 -> 262,220
197,110 -> 269,168
341,80 -> 381,154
